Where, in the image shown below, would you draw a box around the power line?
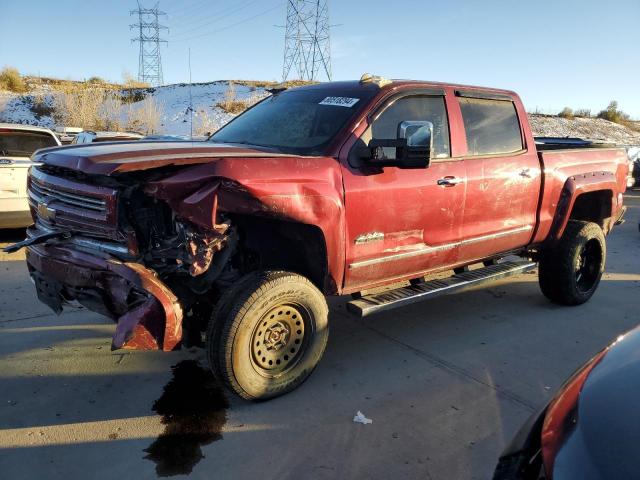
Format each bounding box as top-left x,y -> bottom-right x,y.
282,0 -> 331,82
130,1 -> 168,86
171,3 -> 283,43
169,0 -> 261,38
165,0 -> 211,18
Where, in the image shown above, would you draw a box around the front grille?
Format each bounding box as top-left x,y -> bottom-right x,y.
30,176 -> 107,213
28,167 -> 121,240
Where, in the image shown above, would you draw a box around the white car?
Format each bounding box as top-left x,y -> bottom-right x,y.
71,131 -> 143,144
0,123 -> 61,228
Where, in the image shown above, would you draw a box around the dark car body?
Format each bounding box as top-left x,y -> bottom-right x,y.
494,325 -> 640,479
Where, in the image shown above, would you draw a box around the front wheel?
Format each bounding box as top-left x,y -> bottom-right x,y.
538,220 -> 606,306
206,271 -> 329,400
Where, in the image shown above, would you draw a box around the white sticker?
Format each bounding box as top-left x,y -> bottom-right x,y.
319,96 -> 360,108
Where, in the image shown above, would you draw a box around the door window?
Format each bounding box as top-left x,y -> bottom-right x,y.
368,95 -> 450,159
459,98 -> 522,155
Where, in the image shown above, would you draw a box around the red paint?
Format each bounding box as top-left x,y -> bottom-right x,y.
540,350 -> 607,476
27,242 -> 183,351
23,80 -> 629,351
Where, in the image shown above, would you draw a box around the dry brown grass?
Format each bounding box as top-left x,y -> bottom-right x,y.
216,83 -> 249,114
192,109 -> 217,136
234,79 -> 315,89
126,96 -> 163,134
216,83 -> 267,114
122,71 -> 151,89
51,84 -> 125,130
0,67 -> 28,93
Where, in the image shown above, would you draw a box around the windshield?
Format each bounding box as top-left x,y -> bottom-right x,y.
0,129 -> 58,157
209,88 -> 375,155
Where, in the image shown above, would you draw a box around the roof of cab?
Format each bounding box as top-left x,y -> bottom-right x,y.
287,76 -> 518,98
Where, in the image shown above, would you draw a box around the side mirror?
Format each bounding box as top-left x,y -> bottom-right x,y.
362,120 -> 433,168
397,120 -> 433,167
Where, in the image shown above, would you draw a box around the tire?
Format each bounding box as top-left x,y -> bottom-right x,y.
539,220 -> 606,306
206,271 -> 329,400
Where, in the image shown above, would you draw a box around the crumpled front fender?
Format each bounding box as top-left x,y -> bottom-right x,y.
26,242 -> 183,351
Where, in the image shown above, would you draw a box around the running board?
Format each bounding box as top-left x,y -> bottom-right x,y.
347,260 -> 537,317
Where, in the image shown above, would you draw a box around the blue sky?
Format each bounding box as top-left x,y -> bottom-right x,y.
1,0 -> 638,117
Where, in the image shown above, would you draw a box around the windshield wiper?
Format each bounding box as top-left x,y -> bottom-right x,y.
218,140 -> 284,153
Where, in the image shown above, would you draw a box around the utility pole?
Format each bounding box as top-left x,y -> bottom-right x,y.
130,1 -> 168,86
282,0 -> 332,82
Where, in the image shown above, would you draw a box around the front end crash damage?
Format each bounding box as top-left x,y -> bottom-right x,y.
19,152 -> 342,352
26,220 -> 232,351
22,172 -> 235,351
27,244 -> 183,350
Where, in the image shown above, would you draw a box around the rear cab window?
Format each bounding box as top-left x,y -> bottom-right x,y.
458,95 -> 523,156
0,129 -> 58,157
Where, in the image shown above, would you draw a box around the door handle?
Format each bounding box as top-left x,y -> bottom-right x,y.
519,168 -> 532,178
437,176 -> 463,187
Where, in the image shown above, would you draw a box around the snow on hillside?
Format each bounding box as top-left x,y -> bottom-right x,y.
1,81 -> 639,146
0,81 -> 269,135
529,114 -> 640,145
145,82 -> 268,135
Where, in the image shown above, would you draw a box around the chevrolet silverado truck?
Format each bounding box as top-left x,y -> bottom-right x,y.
4,76 -> 628,400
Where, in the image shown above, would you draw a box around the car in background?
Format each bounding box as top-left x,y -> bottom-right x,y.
54,127 -> 83,144
0,123 -> 61,228
627,146 -> 639,189
141,134 -> 208,141
71,131 -> 143,144
494,324 -> 640,479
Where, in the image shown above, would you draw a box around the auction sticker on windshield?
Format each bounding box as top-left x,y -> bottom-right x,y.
319,97 -> 360,108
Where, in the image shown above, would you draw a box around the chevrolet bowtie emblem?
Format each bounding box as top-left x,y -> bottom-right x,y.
37,201 -> 56,221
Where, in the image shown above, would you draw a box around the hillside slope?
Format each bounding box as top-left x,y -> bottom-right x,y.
0,80 -> 269,136
529,114 -> 640,145
1,81 -> 639,145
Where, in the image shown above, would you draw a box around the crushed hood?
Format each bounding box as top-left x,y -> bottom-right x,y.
34,141 -> 295,175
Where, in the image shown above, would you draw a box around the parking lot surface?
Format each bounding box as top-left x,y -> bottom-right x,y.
1,191 -> 639,480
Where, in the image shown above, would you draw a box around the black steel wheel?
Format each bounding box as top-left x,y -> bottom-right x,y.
539,220 -> 606,306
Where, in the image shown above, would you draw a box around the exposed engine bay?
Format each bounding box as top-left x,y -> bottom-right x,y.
24,165 -> 241,351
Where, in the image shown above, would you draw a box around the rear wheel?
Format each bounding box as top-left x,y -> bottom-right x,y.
206,271 -> 329,400
539,220 -> 606,305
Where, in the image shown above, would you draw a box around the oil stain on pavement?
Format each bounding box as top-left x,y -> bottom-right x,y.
144,360 -> 229,476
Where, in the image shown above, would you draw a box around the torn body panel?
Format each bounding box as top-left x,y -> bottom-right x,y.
26,241 -> 183,351
144,156 -> 345,293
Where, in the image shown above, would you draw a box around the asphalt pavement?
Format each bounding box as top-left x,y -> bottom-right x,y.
1,191 -> 639,480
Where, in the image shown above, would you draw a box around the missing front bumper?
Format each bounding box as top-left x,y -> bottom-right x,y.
26,243 -> 184,351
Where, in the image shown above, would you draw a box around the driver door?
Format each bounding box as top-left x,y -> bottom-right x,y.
339,92 -> 467,291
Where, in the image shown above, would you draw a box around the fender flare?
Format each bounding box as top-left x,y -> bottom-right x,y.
546,171 -> 617,243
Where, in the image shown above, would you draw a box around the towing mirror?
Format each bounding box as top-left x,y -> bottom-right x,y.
362,120 -> 433,169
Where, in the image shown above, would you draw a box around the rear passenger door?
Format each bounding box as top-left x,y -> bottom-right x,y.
455,92 -> 540,263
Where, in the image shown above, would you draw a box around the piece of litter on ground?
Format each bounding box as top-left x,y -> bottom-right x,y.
353,411 -> 372,424
544,386 -> 551,390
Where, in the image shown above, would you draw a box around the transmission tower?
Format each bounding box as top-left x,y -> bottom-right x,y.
282,0 -> 332,82
130,2 -> 168,86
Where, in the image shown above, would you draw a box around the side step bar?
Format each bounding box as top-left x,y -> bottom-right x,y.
347,260 -> 536,317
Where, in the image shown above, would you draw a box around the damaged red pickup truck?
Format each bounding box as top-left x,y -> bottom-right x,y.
6,76 -> 628,400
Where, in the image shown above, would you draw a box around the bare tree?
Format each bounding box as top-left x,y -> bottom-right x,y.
52,85 -> 106,130
98,92 -> 123,131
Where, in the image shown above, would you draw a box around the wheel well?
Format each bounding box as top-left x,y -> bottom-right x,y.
230,215 -> 330,293
569,190 -> 612,229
